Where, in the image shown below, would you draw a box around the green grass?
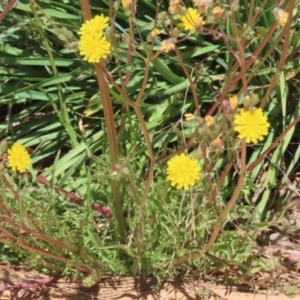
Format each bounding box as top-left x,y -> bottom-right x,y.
0,0 -> 300,293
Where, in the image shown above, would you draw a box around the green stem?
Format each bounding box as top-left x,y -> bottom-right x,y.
174,48 -> 201,117
206,22 -> 278,116
247,116 -> 300,172
231,11 -> 247,96
204,140 -> 246,253
130,43 -> 157,245
173,141 -> 246,265
260,0 -> 295,109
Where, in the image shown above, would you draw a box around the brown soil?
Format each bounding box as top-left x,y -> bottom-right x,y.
0,264 -> 299,300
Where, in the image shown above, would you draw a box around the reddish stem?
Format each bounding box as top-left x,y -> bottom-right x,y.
0,0 -> 16,22
36,175 -> 113,217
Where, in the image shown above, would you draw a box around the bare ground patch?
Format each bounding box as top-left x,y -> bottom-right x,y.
0,264 -> 299,299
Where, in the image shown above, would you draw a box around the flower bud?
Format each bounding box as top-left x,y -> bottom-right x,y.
273,7 -> 288,27
160,38 -> 177,53
172,27 -> 181,38
185,114 -> 195,121
0,140 -> 7,152
243,95 -> 251,109
250,93 -> 259,106
205,115 -> 215,127
121,0 -> 131,10
211,138 -> 222,150
193,147 -> 203,160
229,96 -> 238,111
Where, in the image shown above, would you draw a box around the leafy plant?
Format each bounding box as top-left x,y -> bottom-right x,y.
0,0 -> 299,292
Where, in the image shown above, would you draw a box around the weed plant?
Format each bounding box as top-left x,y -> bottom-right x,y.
0,0 -> 299,292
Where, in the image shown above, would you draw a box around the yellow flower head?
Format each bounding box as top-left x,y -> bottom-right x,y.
178,7 -> 201,33
234,108 -> 270,144
205,115 -> 215,126
78,15 -> 109,37
78,15 -> 111,63
79,34 -> 111,63
167,153 -> 201,189
161,38 -> 176,53
7,143 -> 31,173
185,113 -> 195,121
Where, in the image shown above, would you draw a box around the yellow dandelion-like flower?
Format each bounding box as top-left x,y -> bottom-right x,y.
79,34 -> 111,63
185,113 -> 195,121
178,7 -> 201,33
167,153 -> 201,189
205,115 -> 215,126
161,38 -> 176,53
78,15 -> 109,37
234,108 -> 270,144
7,143 -> 31,173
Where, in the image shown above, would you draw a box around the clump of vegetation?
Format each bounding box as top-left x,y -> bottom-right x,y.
0,0 -> 299,295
